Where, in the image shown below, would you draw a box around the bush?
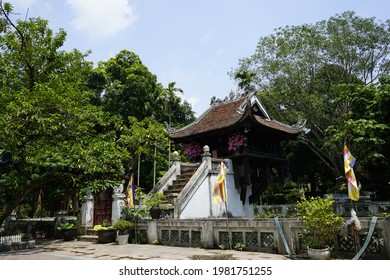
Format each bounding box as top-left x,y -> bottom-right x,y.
114,219 -> 133,234
261,182 -> 301,204
93,219 -> 114,231
145,192 -> 166,208
297,196 -> 344,249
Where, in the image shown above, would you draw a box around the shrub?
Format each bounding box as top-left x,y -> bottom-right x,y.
297,196 -> 344,249
114,219 -> 133,234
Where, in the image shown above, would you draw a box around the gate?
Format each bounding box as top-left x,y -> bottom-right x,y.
94,188 -> 113,225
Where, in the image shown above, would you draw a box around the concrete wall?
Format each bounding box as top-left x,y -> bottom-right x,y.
178,158 -> 253,219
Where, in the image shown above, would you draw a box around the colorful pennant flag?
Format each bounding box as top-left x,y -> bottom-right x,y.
35,189 -> 43,214
213,162 -> 228,203
127,173 -> 135,206
344,145 -> 360,201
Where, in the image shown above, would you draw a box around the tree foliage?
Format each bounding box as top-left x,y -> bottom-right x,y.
0,9 -> 127,224
88,50 -> 195,188
0,2 -> 196,223
89,50 -> 195,127
231,11 -> 390,195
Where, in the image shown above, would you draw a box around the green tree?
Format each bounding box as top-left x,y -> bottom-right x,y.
163,81 -> 195,128
231,11 -> 390,193
325,80 -> 390,197
88,51 -> 195,189
121,116 -> 169,191
89,51 -> 195,126
0,10 -> 126,224
165,81 -> 183,127
93,50 -> 167,124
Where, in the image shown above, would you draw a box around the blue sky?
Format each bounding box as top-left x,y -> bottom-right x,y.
7,0 -> 390,116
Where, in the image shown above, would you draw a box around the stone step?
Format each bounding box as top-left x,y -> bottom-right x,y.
173,177 -> 191,183
181,169 -> 196,176
181,164 -> 198,172
86,229 -> 97,236
164,189 -> 182,195
77,235 -> 98,242
169,182 -> 186,189
164,193 -> 179,203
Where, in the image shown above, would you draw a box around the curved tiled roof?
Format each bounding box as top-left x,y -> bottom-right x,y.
253,116 -> 301,134
169,93 -> 301,139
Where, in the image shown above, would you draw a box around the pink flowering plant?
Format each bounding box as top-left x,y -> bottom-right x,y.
184,142 -> 202,160
228,133 -> 248,151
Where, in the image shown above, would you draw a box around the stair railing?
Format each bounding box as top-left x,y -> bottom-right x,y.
176,160 -> 209,216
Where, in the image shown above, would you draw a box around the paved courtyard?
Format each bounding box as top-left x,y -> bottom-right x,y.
0,240 -> 290,260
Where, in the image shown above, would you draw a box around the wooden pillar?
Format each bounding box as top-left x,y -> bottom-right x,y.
243,155 -> 251,186
265,160 -> 271,188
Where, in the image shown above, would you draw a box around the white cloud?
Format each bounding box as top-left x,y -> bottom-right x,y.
66,0 -> 137,39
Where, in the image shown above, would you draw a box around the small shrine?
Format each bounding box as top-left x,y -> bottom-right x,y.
170,92 -> 301,201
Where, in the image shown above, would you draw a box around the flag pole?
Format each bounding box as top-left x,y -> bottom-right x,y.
223,177 -> 232,250
345,142 -> 360,253
224,202 -> 232,250
214,161 -> 232,250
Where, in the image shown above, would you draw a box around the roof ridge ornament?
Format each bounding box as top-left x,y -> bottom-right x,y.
164,121 -> 175,132
210,90 -> 251,106
293,118 -> 307,129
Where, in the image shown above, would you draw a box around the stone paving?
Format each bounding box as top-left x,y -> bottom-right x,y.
0,240 -> 290,260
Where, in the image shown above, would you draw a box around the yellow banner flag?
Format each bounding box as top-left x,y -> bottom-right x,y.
127,173 -> 135,206
213,162 -> 228,203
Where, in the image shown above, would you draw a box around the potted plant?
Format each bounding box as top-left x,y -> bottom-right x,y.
93,219 -> 117,244
228,133 -> 247,153
57,222 -> 77,241
146,192 -> 166,219
297,196 -> 344,259
113,219 -> 134,245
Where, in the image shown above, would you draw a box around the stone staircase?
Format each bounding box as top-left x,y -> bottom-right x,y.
77,227 -> 98,242
163,163 -> 199,203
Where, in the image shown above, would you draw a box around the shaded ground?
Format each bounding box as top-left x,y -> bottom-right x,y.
0,240 -> 290,260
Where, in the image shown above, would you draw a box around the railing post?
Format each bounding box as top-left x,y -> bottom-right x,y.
81,187 -> 94,228
202,145 -> 211,170
202,221 -> 214,249
112,184 -> 126,224
172,151 -> 181,175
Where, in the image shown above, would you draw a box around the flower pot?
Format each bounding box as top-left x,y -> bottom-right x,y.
97,229 -> 117,244
27,240 -> 36,249
117,234 -> 129,245
307,246 -> 331,260
62,228 -> 78,241
149,206 -> 162,219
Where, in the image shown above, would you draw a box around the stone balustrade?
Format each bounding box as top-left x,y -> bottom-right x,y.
130,217 -> 390,259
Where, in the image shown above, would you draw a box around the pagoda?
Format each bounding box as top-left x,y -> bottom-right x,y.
151,92 -> 303,218
170,92 -> 301,202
